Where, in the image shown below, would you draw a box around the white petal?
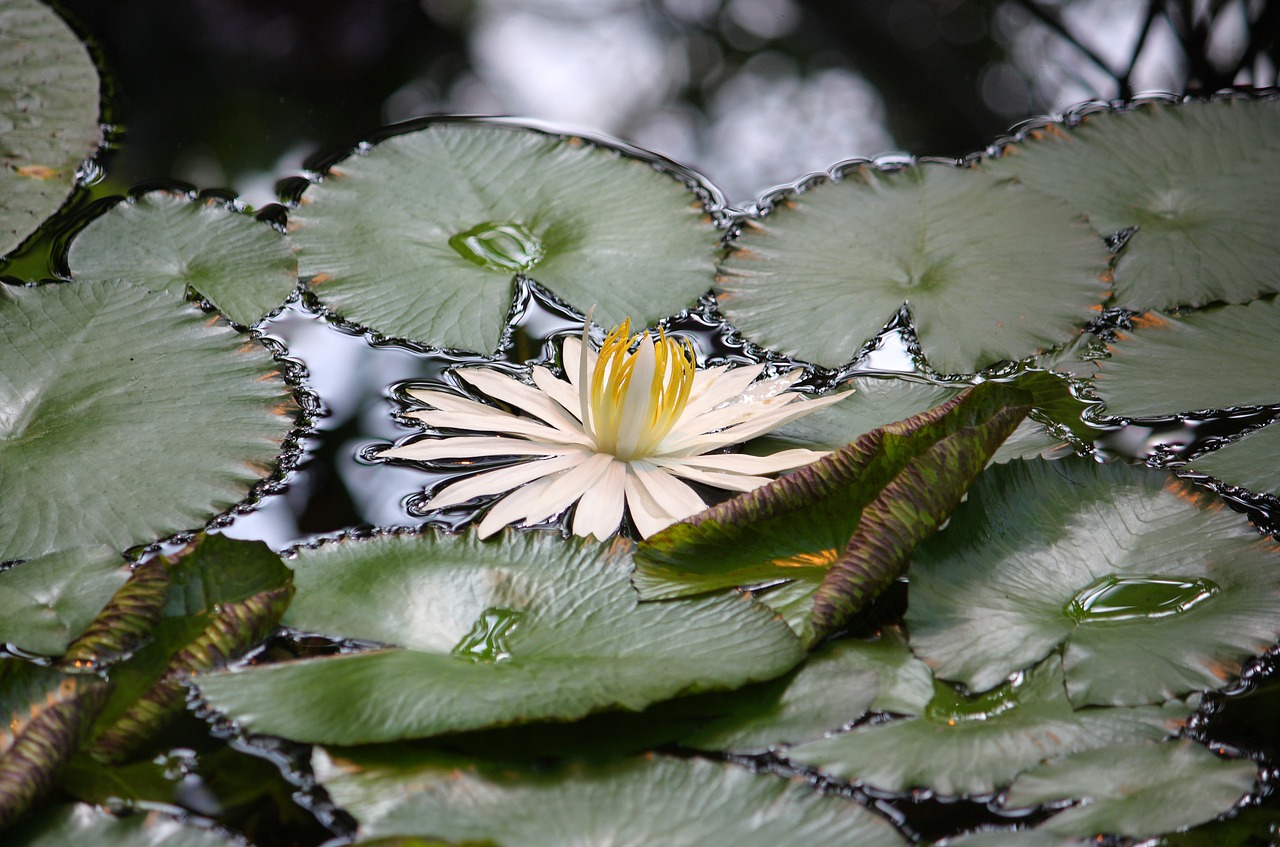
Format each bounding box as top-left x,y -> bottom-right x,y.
457,368 -> 584,433
615,332 -> 656,458
531,365 -> 586,422
410,408 -> 591,447
381,436 -> 569,461
475,475 -> 561,539
571,459 -> 628,540
658,448 -> 828,475
521,451 -> 617,526
422,452 -> 590,509
561,336 -> 599,390
679,364 -> 766,420
663,390 -> 852,455
655,464 -> 772,492
622,460 -> 707,538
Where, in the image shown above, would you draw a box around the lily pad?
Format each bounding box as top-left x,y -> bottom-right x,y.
314,748 -> 908,847
717,163 -> 1109,374
1006,741 -> 1257,838
0,545 -> 128,657
906,457 -> 1280,706
195,531 -> 804,745
1190,421 -> 1280,497
0,0 -> 102,257
6,803 -> 245,847
940,832 -> 1086,847
785,658 -> 1192,796
67,191 -> 298,327
986,99 -> 1280,310
290,121 -> 719,352
1090,299 -> 1280,417
0,281 -> 295,562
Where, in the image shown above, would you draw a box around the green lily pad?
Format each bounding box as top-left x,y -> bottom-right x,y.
0,545 -> 128,657
314,748 -> 908,847
1091,299 -> 1280,417
906,457 -> 1280,706
635,382 -> 1029,643
1190,421 -> 1280,497
291,122 -> 719,352
717,163 -> 1109,374
67,191 -> 298,327
0,281 -> 295,562
1006,741 -> 1257,838
986,99 -> 1280,311
785,658 -> 1192,796
6,803 -> 244,847
195,530 -> 804,745
0,0 -> 101,257
939,832 -> 1086,847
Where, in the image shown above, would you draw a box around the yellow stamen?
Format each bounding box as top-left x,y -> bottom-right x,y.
586,319 -> 696,460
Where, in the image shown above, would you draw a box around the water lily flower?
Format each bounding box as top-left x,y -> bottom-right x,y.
382,318 -> 850,540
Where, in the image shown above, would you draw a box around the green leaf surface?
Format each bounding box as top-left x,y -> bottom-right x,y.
1190,421 -> 1280,497
635,382 -> 1029,642
0,281 -> 294,562
986,99 -> 1280,310
940,832 -> 1086,847
314,748 -> 908,847
67,191 -> 298,327
0,546 -> 128,657
1006,741 -> 1257,838
785,658 -> 1191,796
717,163 -> 1109,373
1,660 -> 108,830
906,458 -> 1280,705
195,531 -> 804,745
59,556 -> 169,672
291,122 -> 719,352
1091,299 -> 1280,417
0,0 -> 101,257
6,803 -> 244,847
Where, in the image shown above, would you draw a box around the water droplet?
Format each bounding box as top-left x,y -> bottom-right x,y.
448,221 -> 544,273
925,672 -> 1025,725
1065,574 -> 1220,623
451,607 -> 524,663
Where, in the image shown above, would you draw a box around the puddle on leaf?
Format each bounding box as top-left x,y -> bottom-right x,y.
448,221 -> 544,273
451,606 -> 524,663
1065,574 -> 1220,623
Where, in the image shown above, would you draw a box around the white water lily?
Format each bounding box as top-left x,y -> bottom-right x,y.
382,318 -> 850,539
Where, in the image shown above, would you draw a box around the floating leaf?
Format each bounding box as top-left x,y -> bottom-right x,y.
67,191 -> 298,327
1006,741 -> 1257,838
0,0 -> 101,257
635,382 -> 1029,643
717,163 -> 1109,373
0,546 -> 128,657
86,535 -> 293,764
682,627 -> 933,753
906,458 -> 1280,706
195,531 -> 803,745
0,281 -> 294,562
0,661 -> 108,830
1091,299 -> 1280,417
314,748 -> 908,847
785,658 -> 1191,796
986,99 -> 1280,310
59,556 -> 170,672
940,831 -> 1087,847
6,803 -> 244,846
1190,421 -> 1280,499
291,122 -> 719,352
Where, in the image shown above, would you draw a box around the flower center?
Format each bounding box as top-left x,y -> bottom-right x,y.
582,319 -> 696,461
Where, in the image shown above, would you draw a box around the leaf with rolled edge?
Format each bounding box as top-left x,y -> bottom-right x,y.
0,660 -> 109,831
0,546 -> 129,658
58,556 -> 169,672
5,803 -> 246,846
83,535 -> 293,764
194,530 -> 803,745
634,381 -> 1030,643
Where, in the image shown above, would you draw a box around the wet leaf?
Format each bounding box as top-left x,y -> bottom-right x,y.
1090,299 -> 1280,417
1006,741 -> 1257,838
940,831 -> 1087,847
0,0 -> 101,257
67,191 -> 298,327
785,658 -> 1192,796
634,382 -> 1030,643
717,163 -> 1108,373
0,546 -> 128,657
314,748 -> 908,847
0,281 -> 295,562
906,458 -> 1280,706
986,99 -> 1280,310
6,803 -> 244,846
1190,421 -> 1280,498
0,661 -> 108,830
60,556 -> 170,672
85,535 -> 293,764
195,530 -> 803,745
291,122 -> 719,352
